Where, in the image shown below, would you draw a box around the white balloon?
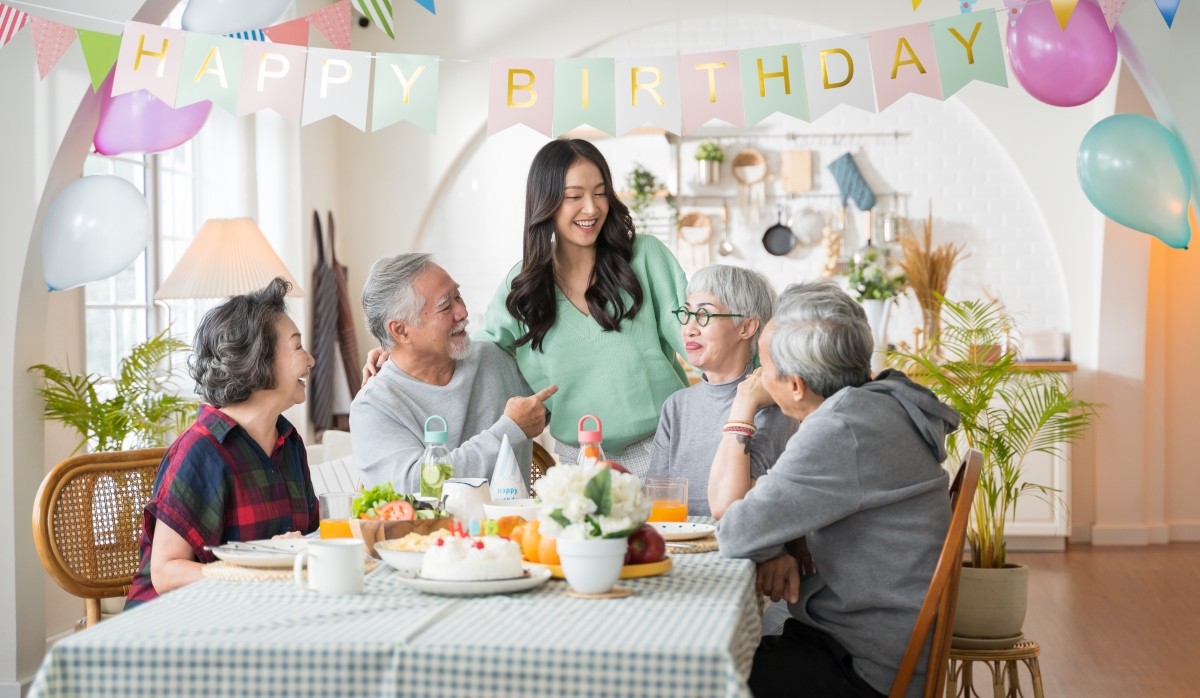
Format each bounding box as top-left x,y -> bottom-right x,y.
181,0 -> 293,34
42,175 -> 150,291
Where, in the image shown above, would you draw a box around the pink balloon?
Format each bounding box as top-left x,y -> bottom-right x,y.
93,70 -> 213,156
1007,0 -> 1117,107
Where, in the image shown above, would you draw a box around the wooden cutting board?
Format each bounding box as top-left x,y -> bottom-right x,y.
780,150 -> 813,193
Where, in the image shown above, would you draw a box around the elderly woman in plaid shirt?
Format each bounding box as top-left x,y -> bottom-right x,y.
127,278 -> 320,607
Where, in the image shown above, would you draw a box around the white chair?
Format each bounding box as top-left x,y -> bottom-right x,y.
321,429 -> 354,460
310,455 -> 359,497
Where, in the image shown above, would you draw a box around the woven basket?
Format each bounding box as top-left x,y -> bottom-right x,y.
350,517 -> 453,558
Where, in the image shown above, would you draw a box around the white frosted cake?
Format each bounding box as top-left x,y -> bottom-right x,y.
419,535 -> 524,581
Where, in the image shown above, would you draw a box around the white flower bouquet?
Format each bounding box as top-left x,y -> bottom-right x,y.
533,463 -> 650,541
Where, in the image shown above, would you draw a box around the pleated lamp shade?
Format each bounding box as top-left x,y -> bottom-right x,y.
155,217 -> 303,300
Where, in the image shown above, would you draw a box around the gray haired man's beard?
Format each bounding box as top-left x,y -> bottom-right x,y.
448,326 -> 471,360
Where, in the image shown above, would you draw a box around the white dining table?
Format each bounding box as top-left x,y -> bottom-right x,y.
29,546 -> 760,697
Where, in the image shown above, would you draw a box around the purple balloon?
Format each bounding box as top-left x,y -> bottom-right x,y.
1007,0 -> 1117,107
93,70 -> 213,156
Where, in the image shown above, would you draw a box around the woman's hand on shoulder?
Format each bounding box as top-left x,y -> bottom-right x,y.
361,348 -> 388,387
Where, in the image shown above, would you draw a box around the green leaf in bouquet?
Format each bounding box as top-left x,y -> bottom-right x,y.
548,508 -> 572,529
584,467 -> 613,517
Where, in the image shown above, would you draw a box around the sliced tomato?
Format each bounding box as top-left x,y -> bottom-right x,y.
377,499 -> 415,522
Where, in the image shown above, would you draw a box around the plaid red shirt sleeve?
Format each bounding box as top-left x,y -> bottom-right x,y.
127,405 -> 319,607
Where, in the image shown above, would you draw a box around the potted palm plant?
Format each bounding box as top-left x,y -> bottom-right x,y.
693,140 -> 725,185
888,297 -> 1097,644
30,329 -> 198,454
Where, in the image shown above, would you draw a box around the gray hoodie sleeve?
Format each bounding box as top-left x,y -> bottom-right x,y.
717,412 -> 863,562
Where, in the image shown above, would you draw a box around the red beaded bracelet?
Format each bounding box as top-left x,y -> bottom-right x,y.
723,424 -> 757,437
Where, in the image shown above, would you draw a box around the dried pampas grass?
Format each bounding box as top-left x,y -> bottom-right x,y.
897,203 -> 966,348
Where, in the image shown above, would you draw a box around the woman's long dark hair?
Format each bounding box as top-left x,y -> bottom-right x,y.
506,139 -> 643,351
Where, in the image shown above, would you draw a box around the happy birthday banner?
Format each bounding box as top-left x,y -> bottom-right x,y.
0,0 -> 1177,136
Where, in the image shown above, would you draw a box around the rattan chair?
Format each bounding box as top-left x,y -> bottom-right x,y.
889,449 -> 983,698
32,448 -> 165,628
530,441 -> 556,489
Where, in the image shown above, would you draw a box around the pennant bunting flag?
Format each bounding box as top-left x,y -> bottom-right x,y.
76,29 -> 121,92
178,34 -> 243,113
553,58 -> 615,136
1154,0 -> 1180,27
1050,0 -> 1080,29
352,0 -> 394,40
1003,0 -> 1028,28
237,42 -> 307,122
738,44 -> 809,125
912,0 -> 923,9
867,23 -> 944,111
30,17 -> 76,80
488,58 -> 554,136
1099,0 -> 1127,29
615,56 -> 682,135
372,52 -> 439,132
113,22 -> 186,104
302,47 -> 371,129
931,13 -> 1007,98
226,29 -> 266,42
264,17 -> 310,47
678,51 -> 745,133
0,2 -> 29,50
960,0 -> 979,14
801,35 -> 876,119
414,0 -> 436,14
307,0 -> 351,50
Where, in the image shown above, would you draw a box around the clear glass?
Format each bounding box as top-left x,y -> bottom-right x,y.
578,441 -> 605,465
645,478 -> 688,522
318,492 -> 355,539
420,443 -> 453,499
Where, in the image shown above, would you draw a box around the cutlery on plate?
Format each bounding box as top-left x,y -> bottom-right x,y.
666,542 -> 696,549
203,542 -> 295,555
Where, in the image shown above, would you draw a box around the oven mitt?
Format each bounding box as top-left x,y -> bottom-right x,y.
827,153 -> 876,211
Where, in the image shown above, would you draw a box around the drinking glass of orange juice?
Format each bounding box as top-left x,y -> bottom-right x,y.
645,478 -> 688,522
318,492 -> 355,538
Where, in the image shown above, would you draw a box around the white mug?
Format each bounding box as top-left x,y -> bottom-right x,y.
293,539 -> 364,595
442,477 -> 491,522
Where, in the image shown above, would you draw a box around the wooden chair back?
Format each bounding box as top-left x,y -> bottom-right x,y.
32,448 -> 166,628
889,449 -> 983,698
530,441 -> 556,490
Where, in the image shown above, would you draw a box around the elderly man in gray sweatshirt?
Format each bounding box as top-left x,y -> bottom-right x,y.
350,253 -> 556,491
710,281 -> 960,698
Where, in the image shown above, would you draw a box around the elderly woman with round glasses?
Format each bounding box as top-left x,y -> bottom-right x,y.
647,265 -> 796,516
126,278 -> 319,608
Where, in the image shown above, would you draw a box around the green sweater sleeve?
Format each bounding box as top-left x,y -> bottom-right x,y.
477,264 -> 523,356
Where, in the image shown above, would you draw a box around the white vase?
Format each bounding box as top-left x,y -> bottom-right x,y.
556,537 -> 628,594
860,298 -> 891,373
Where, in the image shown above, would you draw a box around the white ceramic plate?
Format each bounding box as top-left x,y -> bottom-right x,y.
394,566 -> 552,596
209,539 -> 308,569
649,522 -> 716,542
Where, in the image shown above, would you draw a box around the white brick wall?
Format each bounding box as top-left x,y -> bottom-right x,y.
425,14 -> 1069,349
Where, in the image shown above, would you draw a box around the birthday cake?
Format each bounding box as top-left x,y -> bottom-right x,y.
419,535 -> 524,581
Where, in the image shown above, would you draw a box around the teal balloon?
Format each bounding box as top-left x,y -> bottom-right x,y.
1077,113 -> 1193,249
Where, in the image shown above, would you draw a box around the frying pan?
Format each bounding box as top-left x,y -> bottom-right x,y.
762,207 -> 796,256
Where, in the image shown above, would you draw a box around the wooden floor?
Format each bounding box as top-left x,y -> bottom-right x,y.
966,543 -> 1200,697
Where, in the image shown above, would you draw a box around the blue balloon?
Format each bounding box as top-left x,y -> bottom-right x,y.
1077,113 -> 1193,249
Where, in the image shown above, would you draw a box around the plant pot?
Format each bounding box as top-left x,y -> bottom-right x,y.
952,563 -> 1029,647
860,299 -> 891,373
696,159 -> 721,185
556,537 -> 628,594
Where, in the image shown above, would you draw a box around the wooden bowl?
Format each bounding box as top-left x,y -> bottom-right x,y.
350,517 -> 453,558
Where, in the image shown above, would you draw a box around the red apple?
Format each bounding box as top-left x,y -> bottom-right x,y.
602,460 -> 630,474
626,523 -> 666,564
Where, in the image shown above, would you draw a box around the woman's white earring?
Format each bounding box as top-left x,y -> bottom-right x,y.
550,231 -> 556,245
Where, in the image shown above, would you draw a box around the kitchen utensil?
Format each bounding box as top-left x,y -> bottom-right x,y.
792,207 -> 825,246
718,202 -> 735,256
732,149 -> 768,226
762,206 -> 797,256
442,477 -> 492,522
828,152 -> 876,211
677,210 -> 714,273
780,150 -> 814,193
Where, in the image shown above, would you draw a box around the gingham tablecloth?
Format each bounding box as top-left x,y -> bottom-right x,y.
29,552 -> 759,697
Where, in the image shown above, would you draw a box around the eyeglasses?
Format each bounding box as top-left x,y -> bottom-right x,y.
673,306 -> 744,327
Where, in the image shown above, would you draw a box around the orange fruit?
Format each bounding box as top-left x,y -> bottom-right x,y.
495,515 -> 523,537
509,524 -> 525,546
520,519 -> 541,563
537,536 -> 560,566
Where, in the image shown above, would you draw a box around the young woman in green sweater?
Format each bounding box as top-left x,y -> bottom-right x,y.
479,139 -> 690,478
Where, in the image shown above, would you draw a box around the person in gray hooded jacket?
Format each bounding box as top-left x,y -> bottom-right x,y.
711,281 -> 960,698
